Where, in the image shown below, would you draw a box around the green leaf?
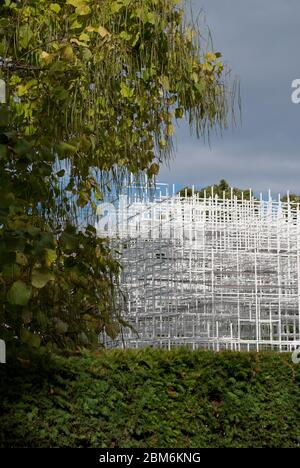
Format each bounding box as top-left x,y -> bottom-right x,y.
166,124 -> 174,136
110,1 -> 124,14
16,251 -> 28,266
18,25 -> 34,49
21,329 -> 41,348
148,163 -> 159,177
44,249 -> 57,267
70,19 -> 82,30
76,4 -> 91,15
160,75 -> 170,91
79,32 -> 90,43
119,31 -> 131,42
120,83 -> 134,99
145,12 -> 156,25
61,45 -> 75,61
97,26 -> 110,38
57,142 -> 78,156
50,3 -> 61,13
205,52 -> 217,61
30,333 -> 41,348
67,0 -> 86,6
70,37 -> 89,48
195,81 -> 205,94
82,48 -> 92,61
60,231 -> 79,251
7,281 -> 31,306
31,268 -> 55,289
175,107 -> 184,119
77,191 -> 89,207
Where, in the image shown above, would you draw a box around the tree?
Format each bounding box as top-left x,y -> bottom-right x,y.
0,0 -> 235,353
179,180 -> 253,200
281,194 -> 300,204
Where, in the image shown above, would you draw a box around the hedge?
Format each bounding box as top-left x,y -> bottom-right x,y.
0,349 -> 299,447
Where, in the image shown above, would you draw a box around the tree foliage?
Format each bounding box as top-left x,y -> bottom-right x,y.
0,0 -> 235,352
179,179 -> 253,200
281,194 -> 300,204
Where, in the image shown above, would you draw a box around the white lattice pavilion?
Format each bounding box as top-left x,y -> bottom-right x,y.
100,184 -> 300,352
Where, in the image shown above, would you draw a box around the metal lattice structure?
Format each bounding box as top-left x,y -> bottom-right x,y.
100,185 -> 300,352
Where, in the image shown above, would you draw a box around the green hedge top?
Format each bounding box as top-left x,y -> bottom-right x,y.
0,349 -> 299,448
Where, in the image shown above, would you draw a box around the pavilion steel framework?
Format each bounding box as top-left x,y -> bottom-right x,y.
101,186 -> 300,352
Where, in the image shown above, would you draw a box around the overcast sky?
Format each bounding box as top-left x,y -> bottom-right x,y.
159,0 -> 300,196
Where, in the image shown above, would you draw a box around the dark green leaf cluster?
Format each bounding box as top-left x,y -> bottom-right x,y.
179,179 -> 253,200
0,349 -> 299,447
0,1 -> 235,351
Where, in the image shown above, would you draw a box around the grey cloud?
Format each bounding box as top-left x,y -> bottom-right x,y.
160,0 -> 300,193
160,140 -> 300,195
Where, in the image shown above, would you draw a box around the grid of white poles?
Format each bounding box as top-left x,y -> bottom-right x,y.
101,186 -> 300,352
